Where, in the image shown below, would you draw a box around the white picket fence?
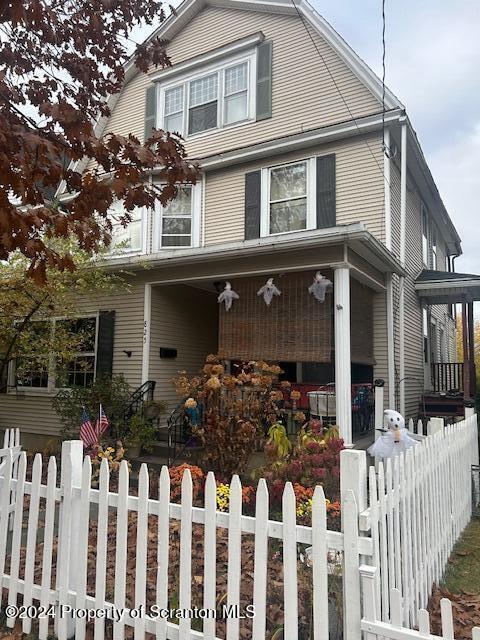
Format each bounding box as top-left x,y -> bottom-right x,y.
354,413 -> 479,631
360,567 -> 480,640
0,439 -> 370,640
0,414 -> 478,640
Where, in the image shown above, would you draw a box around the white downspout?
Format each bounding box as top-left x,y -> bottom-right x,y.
399,122 -> 407,416
384,127 -> 392,251
386,273 -> 395,409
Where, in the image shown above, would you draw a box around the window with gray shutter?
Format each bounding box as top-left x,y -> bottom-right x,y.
256,40 -> 272,121
144,84 -> 157,142
244,170 -> 261,240
316,154 -> 336,228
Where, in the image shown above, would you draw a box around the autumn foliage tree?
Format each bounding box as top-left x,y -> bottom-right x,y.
0,0 -> 199,282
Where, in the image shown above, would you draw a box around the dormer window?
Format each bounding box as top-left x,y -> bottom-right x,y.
159,54 -> 256,138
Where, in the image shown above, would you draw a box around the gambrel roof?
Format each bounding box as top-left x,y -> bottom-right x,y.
122,0 -> 403,110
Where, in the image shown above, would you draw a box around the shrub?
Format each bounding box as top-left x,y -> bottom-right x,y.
53,374 -> 132,441
169,463 -> 205,504
173,355 -> 296,476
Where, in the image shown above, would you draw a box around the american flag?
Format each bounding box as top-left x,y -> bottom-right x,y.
80,406 -> 98,448
96,404 -> 109,439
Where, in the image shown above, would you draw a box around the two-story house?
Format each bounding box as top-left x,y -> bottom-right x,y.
2,0 -> 478,450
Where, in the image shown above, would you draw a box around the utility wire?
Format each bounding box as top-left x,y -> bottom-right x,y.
289,0 -> 391,186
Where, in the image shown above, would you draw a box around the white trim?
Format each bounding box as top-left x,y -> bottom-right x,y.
415,278 -> 480,291
157,50 -> 256,140
141,284 -> 152,384
260,157 -> 316,238
386,273 -> 395,410
399,275 -> 405,416
383,127 -> 391,251
400,123 -> 407,267
200,109 -> 404,168
334,266 -> 352,446
149,33 -> 263,82
151,182 -> 202,251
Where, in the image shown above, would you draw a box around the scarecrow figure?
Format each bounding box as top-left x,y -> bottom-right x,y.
368,409 -> 417,459
308,271 -> 332,302
217,281 -> 239,311
257,278 -> 281,306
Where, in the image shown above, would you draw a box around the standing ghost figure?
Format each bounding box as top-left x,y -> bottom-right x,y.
367,409 -> 417,459
257,278 -> 281,306
217,281 -> 239,311
308,272 -> 332,302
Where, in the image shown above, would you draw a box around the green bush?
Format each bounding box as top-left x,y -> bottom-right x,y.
125,413 -> 158,452
53,374 -> 132,441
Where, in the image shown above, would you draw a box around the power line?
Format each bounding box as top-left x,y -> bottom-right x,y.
289,0 -> 391,186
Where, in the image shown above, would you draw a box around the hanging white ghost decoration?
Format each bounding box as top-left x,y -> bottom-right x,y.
367,409 -> 417,459
257,278 -> 281,306
308,271 -> 332,302
217,281 -> 239,311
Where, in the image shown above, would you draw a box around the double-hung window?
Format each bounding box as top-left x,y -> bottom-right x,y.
13,316 -> 98,392
431,228 -> 438,270
160,54 -> 255,138
421,204 -> 429,267
188,73 -> 218,135
108,201 -> 144,254
261,158 -> 316,236
153,183 -> 201,250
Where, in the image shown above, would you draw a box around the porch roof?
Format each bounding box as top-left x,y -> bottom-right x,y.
102,223 -> 405,285
415,269 -> 480,304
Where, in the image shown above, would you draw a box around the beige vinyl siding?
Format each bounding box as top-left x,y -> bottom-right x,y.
373,290 -> 390,405
204,133 -> 385,245
149,284 -> 218,412
88,5 -> 381,171
0,271 -> 150,437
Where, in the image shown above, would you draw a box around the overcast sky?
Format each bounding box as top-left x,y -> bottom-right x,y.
135,0 -> 480,272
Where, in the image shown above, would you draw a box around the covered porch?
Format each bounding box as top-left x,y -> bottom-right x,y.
140,223 -> 404,447
416,269 -> 480,418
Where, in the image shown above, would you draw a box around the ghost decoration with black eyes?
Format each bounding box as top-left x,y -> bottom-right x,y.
257,278 -> 281,306
367,409 -> 417,459
308,272 -> 332,303
217,281 -> 239,312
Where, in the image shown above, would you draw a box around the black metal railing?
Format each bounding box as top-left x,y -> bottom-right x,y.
123,380 -> 156,421
167,401 -> 196,467
431,362 -> 464,393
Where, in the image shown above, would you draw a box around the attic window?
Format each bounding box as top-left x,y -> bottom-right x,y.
159,53 -> 256,138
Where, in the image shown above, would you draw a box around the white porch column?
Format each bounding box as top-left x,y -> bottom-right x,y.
141,283 -> 152,384
334,266 -> 352,446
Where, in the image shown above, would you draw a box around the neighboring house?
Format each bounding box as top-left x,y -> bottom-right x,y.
1,0 -> 477,449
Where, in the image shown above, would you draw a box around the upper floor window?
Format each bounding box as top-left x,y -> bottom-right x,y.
109,202 -> 145,254
153,183 -> 201,251
160,55 -> 255,138
421,204 -> 429,267
431,228 -> 438,270
261,158 -> 316,236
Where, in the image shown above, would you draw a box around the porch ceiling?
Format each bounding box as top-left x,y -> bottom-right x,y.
415,269 -> 480,304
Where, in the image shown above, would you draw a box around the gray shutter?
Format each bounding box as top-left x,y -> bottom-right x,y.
256,41 -> 272,121
316,154 -> 336,228
245,171 -> 261,240
144,83 -> 157,142
96,311 -> 115,378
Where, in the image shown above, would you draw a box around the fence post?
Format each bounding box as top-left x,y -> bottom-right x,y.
55,440 -> 83,639
429,417 -> 444,436
340,449 -> 368,515
340,450 -> 367,640
359,565 -> 378,640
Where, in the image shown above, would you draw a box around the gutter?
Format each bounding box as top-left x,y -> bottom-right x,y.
97,223 -> 405,276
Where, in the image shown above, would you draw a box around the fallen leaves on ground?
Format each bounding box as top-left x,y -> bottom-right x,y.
428,586 -> 480,639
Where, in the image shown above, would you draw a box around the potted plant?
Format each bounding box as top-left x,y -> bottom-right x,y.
125,413 -> 158,457
142,399 -> 167,420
